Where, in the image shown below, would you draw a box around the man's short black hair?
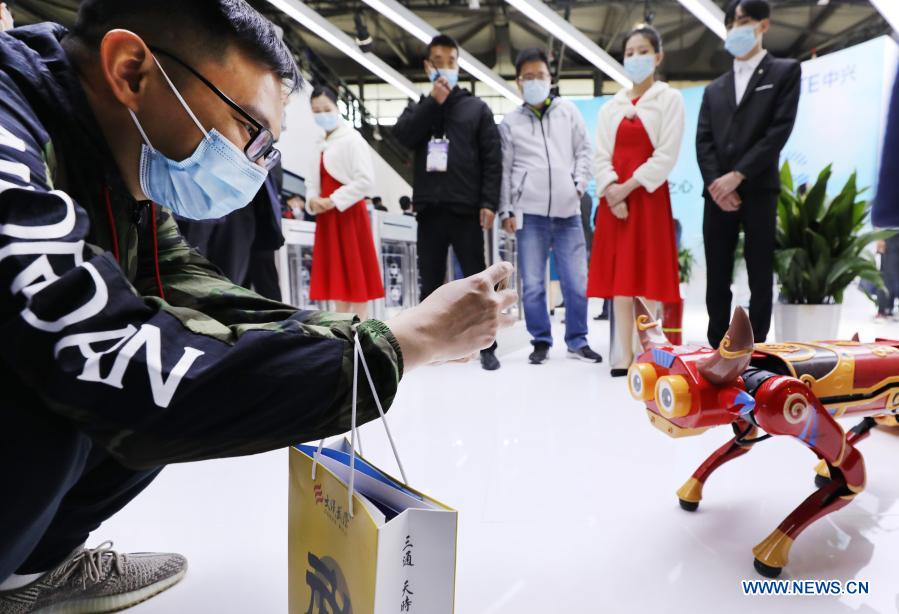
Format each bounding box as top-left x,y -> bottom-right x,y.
427,34 -> 458,58
67,0 -> 300,92
725,0 -> 771,27
514,48 -> 550,78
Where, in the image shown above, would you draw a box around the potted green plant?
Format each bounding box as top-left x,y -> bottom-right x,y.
774,162 -> 893,341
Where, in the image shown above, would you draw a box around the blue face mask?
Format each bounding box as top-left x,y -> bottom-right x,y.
623,54 -> 656,85
128,56 -> 268,221
314,112 -> 340,133
725,24 -> 759,58
428,67 -> 459,89
521,79 -> 551,106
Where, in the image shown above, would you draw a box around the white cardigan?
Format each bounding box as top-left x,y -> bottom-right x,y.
305,122 -> 375,213
594,81 -> 685,197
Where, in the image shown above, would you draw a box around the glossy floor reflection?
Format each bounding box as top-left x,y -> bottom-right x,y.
98,294 -> 899,613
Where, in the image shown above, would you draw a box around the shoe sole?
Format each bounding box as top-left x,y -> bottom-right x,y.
567,352 -> 602,363
35,567 -> 187,614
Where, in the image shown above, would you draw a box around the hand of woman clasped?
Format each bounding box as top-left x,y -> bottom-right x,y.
309,197 -> 335,215
605,181 -> 636,220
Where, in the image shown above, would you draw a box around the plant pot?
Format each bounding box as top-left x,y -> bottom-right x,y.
774,303 -> 842,342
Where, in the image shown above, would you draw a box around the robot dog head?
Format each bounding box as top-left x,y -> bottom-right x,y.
627,299 -> 755,437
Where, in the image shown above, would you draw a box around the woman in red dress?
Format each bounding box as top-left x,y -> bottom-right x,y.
588,26 -> 684,376
307,86 -> 384,319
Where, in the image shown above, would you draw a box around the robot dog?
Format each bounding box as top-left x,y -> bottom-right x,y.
627,299 -> 899,577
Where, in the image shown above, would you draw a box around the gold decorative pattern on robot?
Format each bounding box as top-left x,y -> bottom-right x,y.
645,410 -> 708,438
719,335 -> 752,359
636,314 -> 658,331
783,393 -> 810,425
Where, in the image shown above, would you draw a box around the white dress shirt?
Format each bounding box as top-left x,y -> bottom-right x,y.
734,49 -> 767,104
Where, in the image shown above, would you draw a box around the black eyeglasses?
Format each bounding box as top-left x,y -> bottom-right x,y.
149,46 -> 280,169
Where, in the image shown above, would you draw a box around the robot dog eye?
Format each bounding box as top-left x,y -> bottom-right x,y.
628,363 -> 658,401
654,375 -> 693,418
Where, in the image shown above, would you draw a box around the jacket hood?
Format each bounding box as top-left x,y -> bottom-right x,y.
513,95 -> 564,118
0,23 -> 121,190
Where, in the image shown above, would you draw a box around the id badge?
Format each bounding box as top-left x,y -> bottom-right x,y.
426,138 -> 449,173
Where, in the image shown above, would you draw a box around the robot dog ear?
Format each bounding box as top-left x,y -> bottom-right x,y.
697,307 -> 754,386
634,298 -> 669,350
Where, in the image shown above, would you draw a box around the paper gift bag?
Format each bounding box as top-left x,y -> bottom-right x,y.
288,336 -> 457,614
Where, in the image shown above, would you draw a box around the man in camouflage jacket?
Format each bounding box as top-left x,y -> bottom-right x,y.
0,1 -> 514,608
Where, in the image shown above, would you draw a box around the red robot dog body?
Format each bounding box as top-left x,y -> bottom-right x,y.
628,299 -> 899,578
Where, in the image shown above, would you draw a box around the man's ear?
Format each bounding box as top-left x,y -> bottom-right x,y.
98,29 -> 154,112
758,18 -> 771,35
656,51 -> 665,68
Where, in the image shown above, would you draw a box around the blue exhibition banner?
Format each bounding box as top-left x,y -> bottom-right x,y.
573,36 -> 899,255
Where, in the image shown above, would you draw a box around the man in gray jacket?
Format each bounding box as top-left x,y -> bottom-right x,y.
499,48 -> 601,365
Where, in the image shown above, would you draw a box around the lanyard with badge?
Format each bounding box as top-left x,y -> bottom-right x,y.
426,105 -> 449,173
426,137 -> 449,173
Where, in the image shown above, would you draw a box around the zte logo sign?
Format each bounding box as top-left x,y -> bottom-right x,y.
1,186 -> 203,408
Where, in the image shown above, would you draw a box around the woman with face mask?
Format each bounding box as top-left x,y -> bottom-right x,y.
588,25 -> 685,377
306,85 -> 384,319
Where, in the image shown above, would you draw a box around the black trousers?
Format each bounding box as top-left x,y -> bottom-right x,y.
703,191 -> 778,348
0,372 -> 161,581
416,207 -> 496,352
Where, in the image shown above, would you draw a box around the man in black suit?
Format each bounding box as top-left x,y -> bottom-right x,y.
697,0 -> 800,348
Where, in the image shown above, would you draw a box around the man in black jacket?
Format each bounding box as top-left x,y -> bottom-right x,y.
697,0 -> 800,348
0,2 -> 516,610
393,34 -> 504,371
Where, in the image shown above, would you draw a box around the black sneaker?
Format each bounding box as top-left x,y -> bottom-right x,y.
529,343 -> 550,364
480,349 -> 501,371
567,346 -> 603,363
610,368 -> 629,377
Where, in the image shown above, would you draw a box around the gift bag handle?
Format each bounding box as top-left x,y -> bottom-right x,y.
311,334 -> 407,517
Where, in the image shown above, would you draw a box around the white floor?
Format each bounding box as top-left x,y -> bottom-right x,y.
95,291 -> 899,614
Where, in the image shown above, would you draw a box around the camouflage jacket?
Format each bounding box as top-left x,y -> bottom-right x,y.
0,24 -> 403,469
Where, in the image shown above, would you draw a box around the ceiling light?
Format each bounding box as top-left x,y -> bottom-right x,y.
265,0 -> 419,100
676,0 -> 727,40
362,0 -> 522,103
504,0 -> 632,87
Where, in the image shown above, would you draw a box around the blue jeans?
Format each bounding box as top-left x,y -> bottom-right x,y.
517,214 -> 589,350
